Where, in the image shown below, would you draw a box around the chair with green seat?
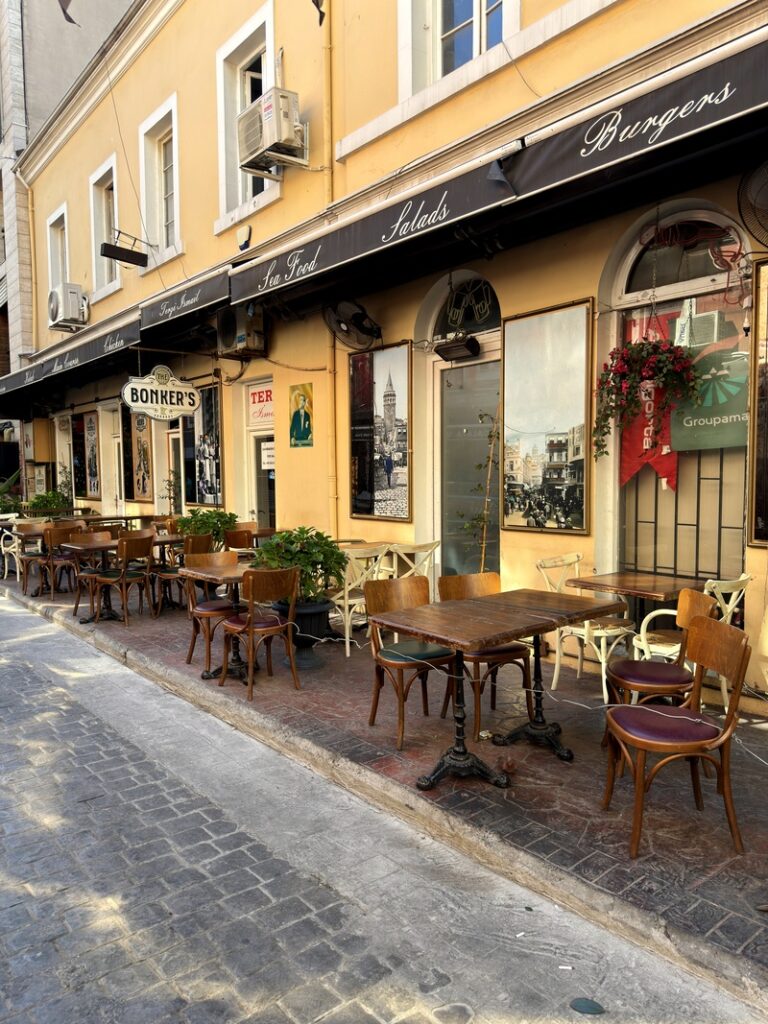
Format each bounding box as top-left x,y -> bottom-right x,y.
72,530 -> 117,618
152,532 -> 212,612
363,576 -> 455,751
93,534 -> 154,625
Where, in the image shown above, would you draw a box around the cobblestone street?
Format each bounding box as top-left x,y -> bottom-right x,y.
0,600 -> 763,1023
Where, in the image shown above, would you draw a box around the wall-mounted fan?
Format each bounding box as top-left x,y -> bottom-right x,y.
737,162 -> 768,246
322,300 -> 382,350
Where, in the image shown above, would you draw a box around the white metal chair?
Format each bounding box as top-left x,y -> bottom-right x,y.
703,573 -> 752,709
3,518 -> 47,583
381,541 -> 439,592
327,543 -> 391,657
536,552 -> 634,702
0,514 -> 21,579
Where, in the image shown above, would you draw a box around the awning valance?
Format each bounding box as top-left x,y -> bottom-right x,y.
140,269 -> 230,331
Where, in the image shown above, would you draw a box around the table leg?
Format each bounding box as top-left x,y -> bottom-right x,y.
78,550 -> 121,624
491,635 -> 574,762
416,650 -> 510,791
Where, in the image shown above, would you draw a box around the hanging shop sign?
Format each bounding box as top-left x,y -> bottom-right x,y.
121,365 -> 201,421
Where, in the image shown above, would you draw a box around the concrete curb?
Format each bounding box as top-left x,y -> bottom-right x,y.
6,582 -> 767,1015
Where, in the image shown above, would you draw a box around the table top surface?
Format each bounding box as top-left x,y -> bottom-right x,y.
368,588 -> 627,651
61,534 -> 183,553
565,571 -> 705,601
178,563 -> 250,586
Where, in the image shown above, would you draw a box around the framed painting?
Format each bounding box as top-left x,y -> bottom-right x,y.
502,300 -> 591,533
131,413 -> 153,502
83,411 -> 101,500
183,385 -> 222,506
349,341 -> 411,521
750,259 -> 768,545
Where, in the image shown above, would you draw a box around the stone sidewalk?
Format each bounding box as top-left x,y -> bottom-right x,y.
0,597 -> 763,1023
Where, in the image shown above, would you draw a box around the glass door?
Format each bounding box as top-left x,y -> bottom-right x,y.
251,434 -> 275,528
440,360 -> 500,576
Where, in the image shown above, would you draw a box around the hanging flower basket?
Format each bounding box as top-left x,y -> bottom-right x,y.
593,338 -> 701,458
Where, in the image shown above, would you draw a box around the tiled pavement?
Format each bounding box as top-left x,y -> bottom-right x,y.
3,576 -> 768,1012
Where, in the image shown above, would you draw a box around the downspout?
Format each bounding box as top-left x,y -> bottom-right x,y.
323,0 -> 338,537
14,166 -> 36,366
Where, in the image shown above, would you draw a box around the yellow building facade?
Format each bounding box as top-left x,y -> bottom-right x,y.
3,0 -> 768,693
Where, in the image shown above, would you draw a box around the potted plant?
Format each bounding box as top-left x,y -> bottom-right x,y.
177,508 -> 238,550
593,337 -> 701,458
250,526 -> 347,666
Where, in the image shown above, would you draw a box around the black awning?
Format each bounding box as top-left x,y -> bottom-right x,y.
140,269 -> 230,332
0,318 -> 141,418
230,157 -> 517,304
503,33 -> 768,201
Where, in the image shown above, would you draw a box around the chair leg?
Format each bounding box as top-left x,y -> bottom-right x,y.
719,742 -> 744,854
419,670 -> 430,717
551,630 -> 563,690
471,665 -> 483,743
599,636 -> 609,705
396,669 -> 406,751
284,632 -> 301,690
369,664 -> 384,726
576,637 -> 585,679
220,632 -> 231,687
186,617 -> 200,664
601,731 -> 619,810
629,748 -> 647,859
264,636 -> 274,676
688,756 -> 704,811
246,634 -> 256,702
718,673 -> 730,713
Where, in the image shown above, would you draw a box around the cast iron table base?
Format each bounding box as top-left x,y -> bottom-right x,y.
492,635 -> 574,762
417,650 -> 510,791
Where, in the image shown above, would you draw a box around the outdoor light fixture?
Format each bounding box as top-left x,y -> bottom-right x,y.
434,332 -> 480,361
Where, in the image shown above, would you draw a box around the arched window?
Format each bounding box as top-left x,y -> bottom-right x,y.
615,214 -> 749,580
432,277 -> 501,340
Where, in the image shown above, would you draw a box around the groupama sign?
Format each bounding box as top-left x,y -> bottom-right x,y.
121,365 -> 201,420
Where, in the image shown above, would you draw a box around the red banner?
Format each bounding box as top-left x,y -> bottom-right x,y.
620,384 -> 678,490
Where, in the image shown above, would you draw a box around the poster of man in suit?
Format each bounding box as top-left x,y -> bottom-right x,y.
289,383 -> 313,448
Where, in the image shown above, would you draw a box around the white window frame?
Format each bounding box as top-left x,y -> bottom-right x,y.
89,154 -> 121,302
215,1 -> 280,235
46,203 -> 69,294
139,94 -> 182,271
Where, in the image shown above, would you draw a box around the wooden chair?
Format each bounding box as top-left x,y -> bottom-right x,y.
72,531 -> 116,618
381,541 -> 438,595
220,567 -> 301,700
614,589 -> 719,705
153,532 -> 212,611
184,551 -> 240,675
438,572 -> 533,741
326,543 -> 388,657
5,519 -> 46,583
33,524 -> 83,599
603,615 -> 751,858
363,576 -> 455,751
224,527 -> 258,559
93,534 -> 154,625
536,552 -> 634,701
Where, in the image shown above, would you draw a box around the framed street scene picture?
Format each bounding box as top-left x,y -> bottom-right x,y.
502,300 -> 591,533
183,386 -> 221,505
349,341 -> 411,521
750,259 -> 768,545
289,383 -> 313,448
84,411 -> 101,499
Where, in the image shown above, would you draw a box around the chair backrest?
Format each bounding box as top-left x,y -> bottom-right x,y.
184,550 -> 239,570
153,517 -> 180,533
224,528 -> 254,550
387,541 -> 438,583
236,521 -> 260,533
55,519 -> 86,529
119,527 -> 157,540
675,589 -> 718,629
241,567 -> 299,619
183,532 -> 213,555
79,530 -> 113,545
438,571 -> 501,602
339,543 -> 390,595
116,534 -> 154,569
536,552 -> 583,593
15,520 -> 47,535
364,575 -> 431,615
703,573 -> 752,624
43,524 -> 82,550
686,616 -> 751,730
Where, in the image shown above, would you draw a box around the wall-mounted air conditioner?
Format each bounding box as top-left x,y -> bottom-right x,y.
48,282 -> 88,329
237,87 -> 306,177
217,303 -> 267,357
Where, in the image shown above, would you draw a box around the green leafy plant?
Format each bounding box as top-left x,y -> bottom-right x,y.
0,469 -> 21,512
29,489 -> 70,511
593,338 -> 701,458
177,508 -> 238,550
161,470 -> 182,515
250,526 -> 347,603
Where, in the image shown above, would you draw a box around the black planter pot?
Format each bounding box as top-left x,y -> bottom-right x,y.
273,598 -> 334,669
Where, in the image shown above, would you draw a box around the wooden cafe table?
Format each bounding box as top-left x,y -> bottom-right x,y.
367,588 -> 626,791
564,571 -> 705,622
178,561 -> 251,682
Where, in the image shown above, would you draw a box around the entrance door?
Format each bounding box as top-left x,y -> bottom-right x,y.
251,434 -> 275,528
439,359 -> 500,576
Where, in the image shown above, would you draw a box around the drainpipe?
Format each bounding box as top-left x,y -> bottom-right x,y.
323,0 -> 338,536
14,166 -> 36,366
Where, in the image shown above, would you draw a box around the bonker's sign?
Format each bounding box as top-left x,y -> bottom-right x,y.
121,365 -> 201,420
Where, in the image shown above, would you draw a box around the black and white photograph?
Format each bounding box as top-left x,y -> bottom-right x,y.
502,301 -> 591,533
184,386 -> 221,505
350,342 -> 410,520
131,413 -> 153,502
84,411 -> 100,500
